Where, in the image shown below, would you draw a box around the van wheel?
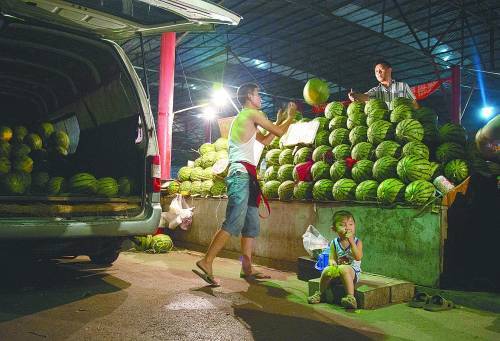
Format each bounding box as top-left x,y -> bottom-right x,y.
89,250 -> 120,265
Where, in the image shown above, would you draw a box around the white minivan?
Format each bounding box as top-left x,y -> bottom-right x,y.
0,0 -> 240,263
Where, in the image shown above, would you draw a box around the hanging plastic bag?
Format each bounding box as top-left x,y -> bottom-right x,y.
302,225 -> 329,257
159,194 -> 194,230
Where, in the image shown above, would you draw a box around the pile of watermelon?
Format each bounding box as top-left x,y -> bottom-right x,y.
257,96 -> 498,206
169,137 -> 229,198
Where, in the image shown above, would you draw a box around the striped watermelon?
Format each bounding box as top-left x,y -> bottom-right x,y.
278,164 -> 294,182
351,159 -> 374,183
413,107 -> 438,125
422,123 -> 440,146
178,167 -> 192,181
312,179 -> 334,201
390,105 -> 413,123
210,179 -> 226,196
37,122 -> 55,141
333,144 -> 351,160
435,142 -> 465,163
311,161 -> 330,181
391,97 -> 413,109
11,143 -> 31,158
0,126 -> 13,142
0,157 -> 11,174
367,109 -> 389,126
97,177 -> 119,197
375,140 -> 401,159
395,119 -> 424,143
402,141 -> 430,159
329,116 -> 347,130
314,117 -> 330,131
294,181 -> 314,200
373,156 -> 398,181
364,98 -> 388,115
201,167 -> 213,181
32,171 -> 50,192
167,180 -> 180,195
46,176 -> 66,195
179,181 -> 192,195
265,149 -> 281,166
355,180 -> 379,201
367,120 -> 393,145
26,133 -> 43,151
377,178 -> 405,204
351,142 -> 374,161
118,176 -> 135,196
13,155 -> 33,173
439,123 -> 467,145
278,180 -> 295,201
0,141 -> 11,158
405,180 -> 436,205
191,180 -> 202,195
332,178 -> 357,201
279,149 -> 294,165
269,137 -> 280,149
294,147 -> 313,164
263,181 -> 280,199
315,130 -> 330,147
347,101 -> 365,117
396,155 -> 433,183
214,137 -> 228,151
265,166 -> 279,181
430,162 -> 443,178
329,128 -> 350,146
347,111 -> 367,129
330,160 -> 350,182
190,167 -> 204,181
349,126 -> 368,145
69,172 -> 98,194
13,126 -> 28,143
444,159 -> 469,184
324,101 -> 345,119
3,172 -> 29,195
194,157 -> 202,168
312,145 -> 332,162
50,131 -> 70,150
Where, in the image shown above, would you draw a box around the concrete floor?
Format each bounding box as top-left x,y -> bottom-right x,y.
0,250 -> 498,341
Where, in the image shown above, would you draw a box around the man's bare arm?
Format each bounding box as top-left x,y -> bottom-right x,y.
253,103 -> 296,139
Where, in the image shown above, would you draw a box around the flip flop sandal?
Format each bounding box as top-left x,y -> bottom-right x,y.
239,271 -> 271,280
423,295 -> 455,312
409,292 -> 431,308
192,261 -> 220,287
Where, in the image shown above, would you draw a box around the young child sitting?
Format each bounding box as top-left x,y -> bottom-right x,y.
307,210 -> 363,309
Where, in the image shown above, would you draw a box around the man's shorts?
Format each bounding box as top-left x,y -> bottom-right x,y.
221,171 -> 260,238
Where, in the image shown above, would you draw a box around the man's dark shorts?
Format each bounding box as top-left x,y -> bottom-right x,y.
221,171 -> 260,238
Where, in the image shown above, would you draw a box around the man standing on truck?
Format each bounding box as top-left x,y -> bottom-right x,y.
193,83 -> 296,286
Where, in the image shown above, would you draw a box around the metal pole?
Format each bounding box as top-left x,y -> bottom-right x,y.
138,33 -> 150,99
451,65 -> 461,124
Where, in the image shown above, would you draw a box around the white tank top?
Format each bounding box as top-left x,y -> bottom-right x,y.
227,110 -> 257,175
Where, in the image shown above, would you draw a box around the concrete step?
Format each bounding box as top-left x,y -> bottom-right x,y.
308,273 -> 415,309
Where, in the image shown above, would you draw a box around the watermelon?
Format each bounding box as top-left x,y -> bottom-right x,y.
214,137 -> 228,151
486,161 -> 500,175
391,97 -> 413,110
324,101 -> 345,119
396,156 -> 433,183
377,178 -> 405,204
11,143 -> 31,158
435,142 -> 465,163
349,126 -> 368,145
46,176 -> 66,195
13,126 -> 28,143
190,180 -> 202,195
430,162 -> 443,178
50,131 -> 70,150
294,181 -> 314,200
0,126 -> 13,142
367,120 -> 393,145
439,123 -> 467,145
405,180 -> 436,205
444,159 -> 469,184
312,145 -> 332,163
332,178 -> 357,201
167,180 -> 180,195
201,151 -> 217,168
468,156 -> 490,175
190,167 -> 204,181
375,140 -> 401,159
300,118 -> 311,123
263,180 -> 281,199
199,143 -> 215,155
295,111 -> 303,121
178,166 -> 192,181
13,155 -> 33,173
312,179 -> 334,201
150,234 -> 173,253
69,173 -> 98,194
194,157 -> 203,168
210,179 -> 226,196
347,102 -> 364,117
351,142 -> 374,161
314,117 -> 330,131
0,157 -> 11,174
373,156 -> 398,181
133,235 -> 153,252
50,146 -> 68,157
329,128 -> 349,146
0,141 -> 10,157
264,165 -> 279,181
37,122 -> 55,141
333,144 -> 351,160
32,171 -> 50,192
355,180 -> 379,201
3,172 -> 29,195
278,180 -> 295,201
201,180 -> 214,196
329,116 -> 347,130
402,141 -> 430,160
215,150 -> 228,160
265,149 -> 282,166
347,111 -> 367,129
279,149 -> 294,165
364,98 -> 388,115
311,161 -> 330,181
303,78 -> 329,106
315,130 -> 330,147
179,181 -> 192,195
201,167 -> 213,180
390,105 -> 413,123
330,160 -> 350,182
118,176 -> 135,196
293,162 -> 312,182
413,107 -> 438,125
351,159 -> 374,183
294,147 -> 313,164
367,109 -> 389,126
422,123 -> 440,146
97,177 -> 119,197
269,137 -> 280,150
278,164 -> 294,182
395,119 -> 424,143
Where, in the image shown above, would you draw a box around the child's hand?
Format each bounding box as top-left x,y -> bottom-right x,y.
344,231 -> 354,241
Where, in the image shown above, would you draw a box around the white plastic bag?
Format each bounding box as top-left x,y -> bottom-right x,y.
159,194 -> 194,230
302,225 -> 329,257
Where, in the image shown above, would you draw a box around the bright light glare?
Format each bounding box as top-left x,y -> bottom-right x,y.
202,106 -> 217,120
481,106 -> 494,119
211,88 -> 229,106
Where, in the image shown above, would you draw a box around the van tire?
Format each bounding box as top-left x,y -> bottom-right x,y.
89,249 -> 120,265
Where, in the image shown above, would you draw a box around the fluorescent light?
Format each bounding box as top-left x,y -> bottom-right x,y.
211,88 -> 229,106
202,106 -> 217,120
480,106 -> 494,119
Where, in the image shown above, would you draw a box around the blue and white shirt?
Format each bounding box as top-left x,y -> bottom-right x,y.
330,237 -> 362,274
365,79 -> 416,109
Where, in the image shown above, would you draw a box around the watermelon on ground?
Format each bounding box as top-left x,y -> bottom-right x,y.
355,180 -> 379,201
332,178 -> 357,201
150,234 -> 173,253
444,159 -> 469,184
404,180 -> 436,205
396,156 -> 433,183
377,178 -> 405,204
278,180 -> 295,201
312,179 -> 334,201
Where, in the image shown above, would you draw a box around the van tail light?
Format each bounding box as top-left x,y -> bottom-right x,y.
151,155 -> 161,193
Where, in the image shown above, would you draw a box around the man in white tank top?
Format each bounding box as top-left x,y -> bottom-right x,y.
193,83 -> 296,286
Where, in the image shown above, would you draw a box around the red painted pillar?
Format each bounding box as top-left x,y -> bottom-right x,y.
157,32 -> 176,179
451,65 -> 461,124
